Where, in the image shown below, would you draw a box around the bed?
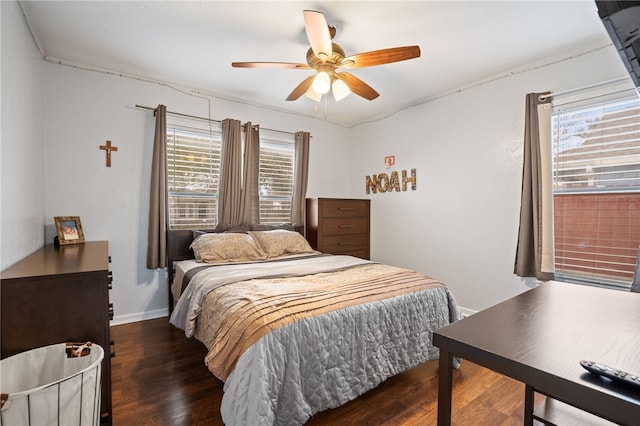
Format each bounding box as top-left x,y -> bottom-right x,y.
167,226 -> 461,426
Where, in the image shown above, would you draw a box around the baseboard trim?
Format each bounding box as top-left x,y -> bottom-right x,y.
111,308 -> 168,326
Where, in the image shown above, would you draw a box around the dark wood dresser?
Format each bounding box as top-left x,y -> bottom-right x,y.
306,198 -> 370,259
1,241 -> 113,424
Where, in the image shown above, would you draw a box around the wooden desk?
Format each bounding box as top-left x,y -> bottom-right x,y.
434,281 -> 640,425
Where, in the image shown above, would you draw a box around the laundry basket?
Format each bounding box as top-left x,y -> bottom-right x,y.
0,342 -> 103,426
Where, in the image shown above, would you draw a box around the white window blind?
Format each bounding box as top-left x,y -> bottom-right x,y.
259,129 -> 295,225
166,117 -> 221,230
552,94 -> 640,287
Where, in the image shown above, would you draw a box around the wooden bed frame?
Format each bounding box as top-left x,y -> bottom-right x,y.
167,229 -> 207,310
166,227 -> 304,309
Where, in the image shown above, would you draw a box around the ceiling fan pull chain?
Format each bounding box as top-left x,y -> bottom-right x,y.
324,94 -> 328,121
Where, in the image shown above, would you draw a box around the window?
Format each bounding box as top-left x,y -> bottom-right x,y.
167,117 -> 221,230
259,129 -> 295,225
552,95 -> 640,288
166,116 -> 295,229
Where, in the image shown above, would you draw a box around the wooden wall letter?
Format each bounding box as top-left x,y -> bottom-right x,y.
365,169 -> 417,194
402,169 -> 417,191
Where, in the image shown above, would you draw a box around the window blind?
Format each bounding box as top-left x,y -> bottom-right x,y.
552,94 -> 640,287
167,119 -> 222,230
259,129 -> 294,225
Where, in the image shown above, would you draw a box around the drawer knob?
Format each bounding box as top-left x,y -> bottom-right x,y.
338,207 -> 354,211
338,241 -> 354,246
338,224 -> 353,229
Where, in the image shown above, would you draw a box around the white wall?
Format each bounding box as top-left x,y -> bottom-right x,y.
349,45 -> 631,313
41,63 -> 351,323
1,1 -> 46,269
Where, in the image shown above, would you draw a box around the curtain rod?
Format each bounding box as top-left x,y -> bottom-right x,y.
134,104 -> 296,136
539,77 -> 630,101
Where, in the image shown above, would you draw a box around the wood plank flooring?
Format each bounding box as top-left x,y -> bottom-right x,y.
111,317 -> 542,425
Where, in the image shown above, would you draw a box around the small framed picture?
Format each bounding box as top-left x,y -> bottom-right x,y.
54,216 -> 85,245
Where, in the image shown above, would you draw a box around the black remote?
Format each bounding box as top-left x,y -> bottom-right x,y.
580,360 -> 640,390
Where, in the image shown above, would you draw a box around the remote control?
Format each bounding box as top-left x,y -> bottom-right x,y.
580,360 -> 640,390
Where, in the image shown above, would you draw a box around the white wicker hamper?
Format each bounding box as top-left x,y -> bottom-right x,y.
0,342 -> 103,426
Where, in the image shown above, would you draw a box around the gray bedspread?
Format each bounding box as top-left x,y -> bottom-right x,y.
169,255 -> 461,426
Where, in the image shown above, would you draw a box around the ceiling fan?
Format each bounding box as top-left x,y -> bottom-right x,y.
231,10 -> 421,102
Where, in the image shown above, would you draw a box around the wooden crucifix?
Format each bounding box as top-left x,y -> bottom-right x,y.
99,140 -> 118,167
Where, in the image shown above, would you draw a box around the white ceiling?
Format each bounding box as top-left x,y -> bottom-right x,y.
20,1 -> 613,127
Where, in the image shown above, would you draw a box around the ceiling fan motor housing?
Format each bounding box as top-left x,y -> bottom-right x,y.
306,43 -> 346,69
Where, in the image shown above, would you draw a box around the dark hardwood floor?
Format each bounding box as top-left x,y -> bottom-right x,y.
111,317 -> 542,425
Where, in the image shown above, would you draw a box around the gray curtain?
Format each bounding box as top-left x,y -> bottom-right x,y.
514,93 -> 555,280
146,104 -> 167,269
217,118 -> 243,229
240,122 -> 260,225
290,131 -> 310,226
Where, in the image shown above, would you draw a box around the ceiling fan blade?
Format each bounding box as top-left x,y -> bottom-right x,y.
286,75 -> 315,101
232,62 -> 312,70
341,46 -> 421,68
303,10 -> 332,59
337,72 -> 379,100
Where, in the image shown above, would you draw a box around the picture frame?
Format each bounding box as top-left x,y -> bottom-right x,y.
54,216 -> 85,245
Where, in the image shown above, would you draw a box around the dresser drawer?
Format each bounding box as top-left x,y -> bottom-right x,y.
320,217 -> 368,236
319,199 -> 369,218
320,234 -> 368,252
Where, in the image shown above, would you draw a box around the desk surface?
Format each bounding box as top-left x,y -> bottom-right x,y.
434,280 -> 640,425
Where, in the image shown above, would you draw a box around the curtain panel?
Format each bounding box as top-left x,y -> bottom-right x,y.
290,131 -> 310,227
514,93 -> 555,280
146,104 -> 167,269
218,119 -> 261,228
217,119 -> 244,229
240,122 -> 260,225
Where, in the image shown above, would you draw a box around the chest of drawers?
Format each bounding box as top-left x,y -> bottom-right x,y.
1,241 -> 113,424
305,198 -> 370,259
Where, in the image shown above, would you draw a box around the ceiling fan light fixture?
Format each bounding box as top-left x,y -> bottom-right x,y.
304,86 -> 322,102
332,78 -> 351,101
312,71 -> 331,94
